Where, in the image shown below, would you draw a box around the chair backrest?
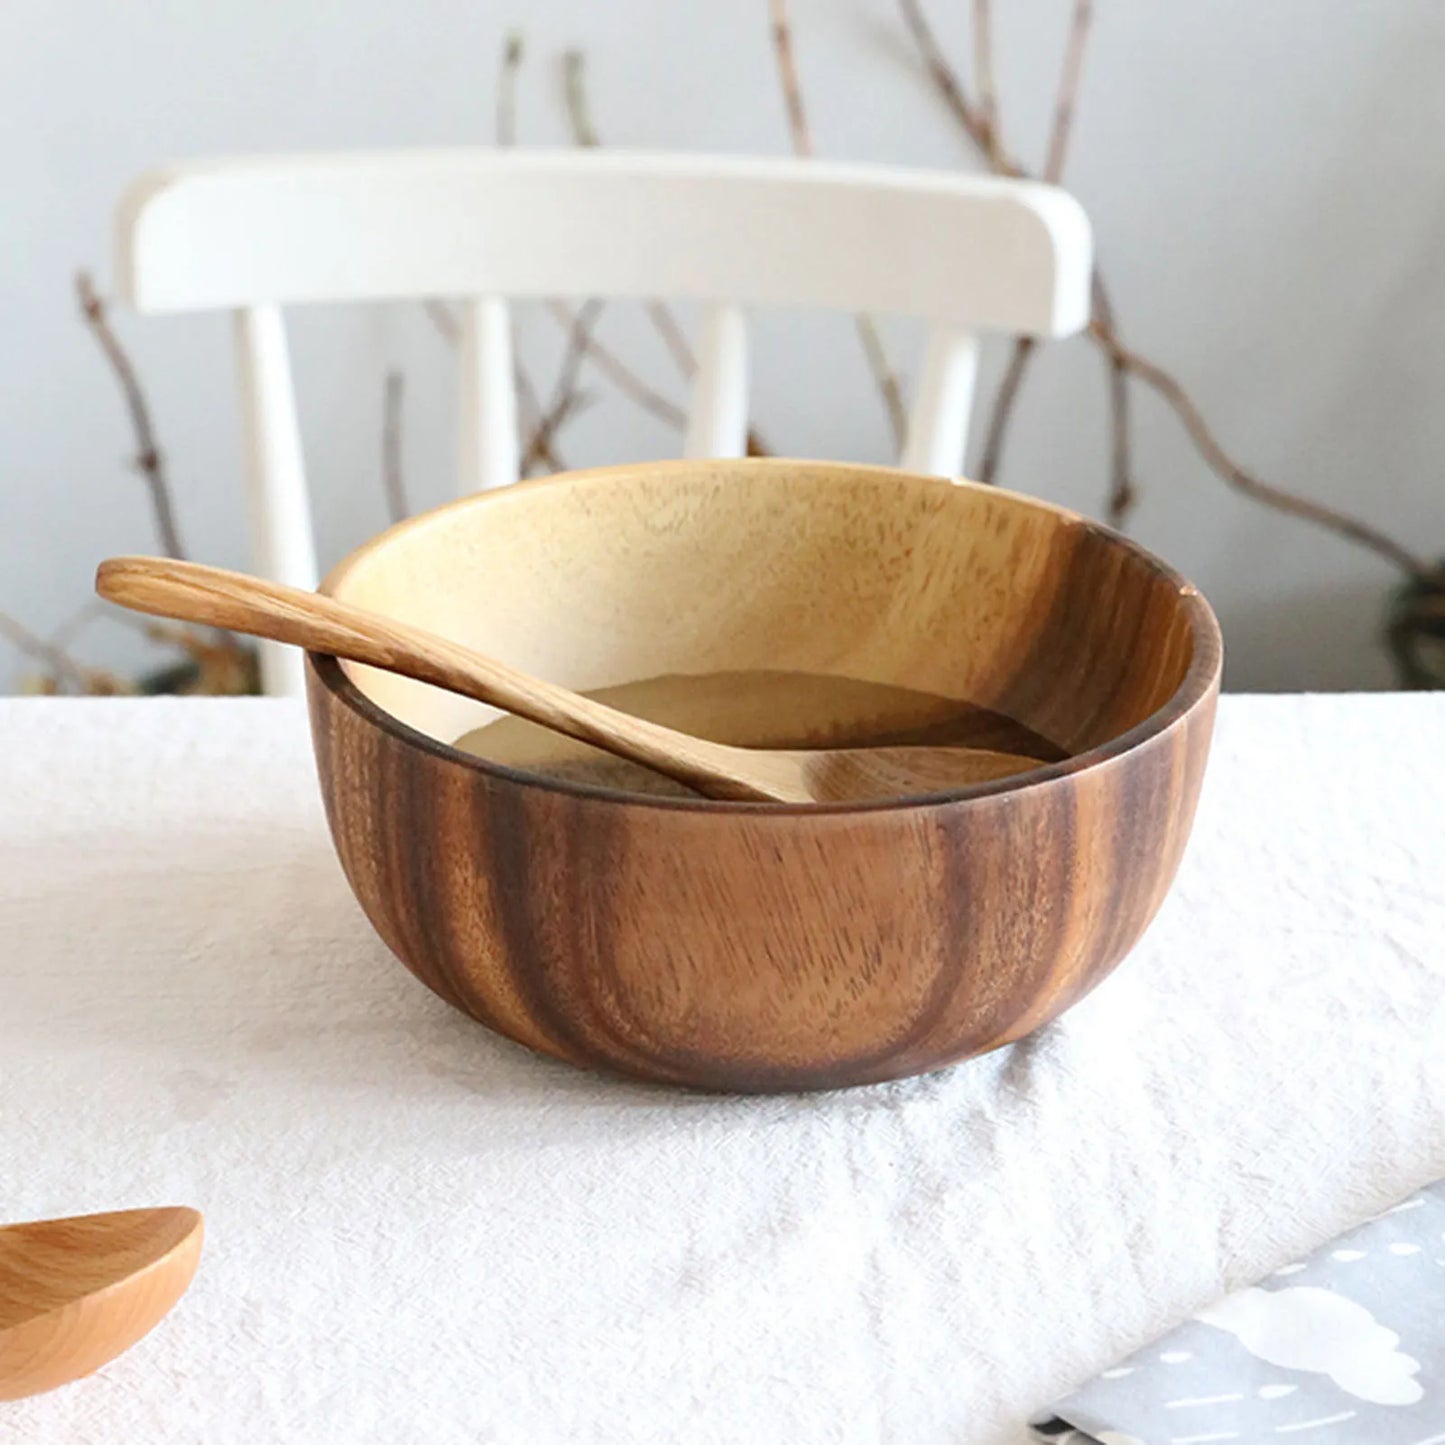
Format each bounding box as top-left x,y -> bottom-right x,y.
117,149 -> 1092,696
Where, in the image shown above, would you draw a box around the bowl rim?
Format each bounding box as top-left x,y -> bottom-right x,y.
311,458 -> 1223,815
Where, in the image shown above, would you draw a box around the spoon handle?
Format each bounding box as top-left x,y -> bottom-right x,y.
94,556 -> 775,800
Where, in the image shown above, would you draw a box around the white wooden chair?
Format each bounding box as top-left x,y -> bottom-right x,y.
116,150 -> 1092,697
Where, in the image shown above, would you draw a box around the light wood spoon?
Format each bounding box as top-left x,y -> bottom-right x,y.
0,1207 -> 203,1400
97,556 -> 1050,804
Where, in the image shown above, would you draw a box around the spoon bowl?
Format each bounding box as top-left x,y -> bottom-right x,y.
0,1207 -> 203,1400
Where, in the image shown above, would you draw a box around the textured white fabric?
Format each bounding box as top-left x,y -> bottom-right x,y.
1,695 -> 1442,1445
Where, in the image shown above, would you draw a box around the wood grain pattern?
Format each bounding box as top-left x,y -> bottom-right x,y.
0,1207 -> 202,1400
307,459 -> 1221,1092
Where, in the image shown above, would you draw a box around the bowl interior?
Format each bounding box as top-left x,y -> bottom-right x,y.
323,460 -> 1206,788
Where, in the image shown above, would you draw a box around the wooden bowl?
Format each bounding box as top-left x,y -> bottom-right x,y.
308,459 -> 1221,1092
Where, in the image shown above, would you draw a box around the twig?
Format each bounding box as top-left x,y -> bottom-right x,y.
975,338 -> 1034,484
770,0 -> 812,155
1042,0 -> 1092,183
645,300 -> 696,378
430,294 -> 578,471
545,299 -> 686,428
497,32 -> 524,147
962,0 -> 1025,483
522,390 -> 591,477
971,1 -> 994,155
512,360 -> 544,444
975,0 -> 1095,484
421,299 -> 565,470
48,598 -> 108,651
514,361 -> 568,472
382,370 -> 408,523
1092,321 -> 1433,578
896,0 -> 1023,174
770,0 -> 907,447
900,0 -> 1426,572
1090,274 -> 1135,526
523,300 -> 604,474
0,609 -> 110,693
562,49 -> 599,148
75,271 -> 186,559
853,317 -> 908,450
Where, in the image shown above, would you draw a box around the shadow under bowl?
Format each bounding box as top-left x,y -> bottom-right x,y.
307,458 -> 1221,1092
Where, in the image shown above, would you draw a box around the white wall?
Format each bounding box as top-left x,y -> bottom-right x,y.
4,0 -> 1443,691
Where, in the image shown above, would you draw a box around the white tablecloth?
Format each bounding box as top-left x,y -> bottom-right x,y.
2,696 -> 1442,1444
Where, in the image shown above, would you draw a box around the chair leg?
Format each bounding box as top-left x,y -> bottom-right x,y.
900,326 -> 980,479
234,306 -> 318,699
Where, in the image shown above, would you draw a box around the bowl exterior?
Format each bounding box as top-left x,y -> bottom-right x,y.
308,659 -> 1217,1093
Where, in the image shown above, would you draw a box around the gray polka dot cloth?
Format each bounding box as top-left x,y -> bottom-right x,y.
1033,1180 -> 1445,1444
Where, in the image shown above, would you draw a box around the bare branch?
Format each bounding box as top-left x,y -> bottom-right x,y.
974,0 -> 1096,483
524,300 -> 604,474
562,49 -> 599,147
47,598 -> 108,651
896,0 -> 1023,174
1043,0 -> 1093,182
1090,275 -> 1135,527
771,0 -> 906,446
543,299 -> 778,454
75,271 -> 186,559
769,0 -> 813,156
513,359 -> 543,440
645,299 -> 696,377
514,360 -> 568,472
0,609 -> 108,692
971,1 -> 998,141
897,0 -> 1420,575
544,299 -> 687,429
382,370 -> 408,524
497,31 -> 524,147
423,298 -> 565,465
72,272 -> 253,681
1092,321 -> 1432,578
976,337 -> 1035,485
523,392 -> 592,477
854,316 -> 908,450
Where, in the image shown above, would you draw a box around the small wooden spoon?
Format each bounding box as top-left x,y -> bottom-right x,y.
0,1207 -> 203,1400
97,556 -> 1049,804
